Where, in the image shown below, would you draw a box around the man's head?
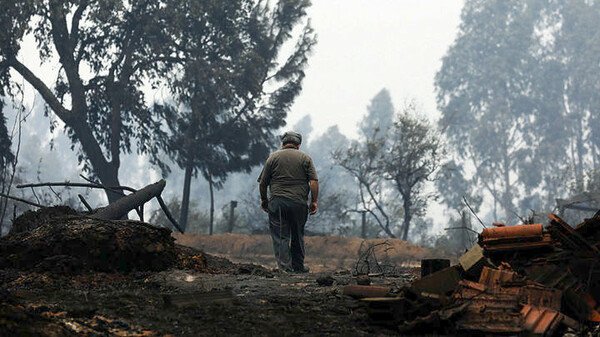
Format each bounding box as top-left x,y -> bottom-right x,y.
281,131 -> 302,149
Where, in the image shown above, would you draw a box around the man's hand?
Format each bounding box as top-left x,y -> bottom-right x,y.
309,201 -> 318,215
261,199 -> 269,213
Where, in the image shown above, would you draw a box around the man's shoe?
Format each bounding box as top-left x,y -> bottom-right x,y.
293,266 -> 310,273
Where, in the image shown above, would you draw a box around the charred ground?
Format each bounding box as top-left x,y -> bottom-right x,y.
0,207 -> 415,336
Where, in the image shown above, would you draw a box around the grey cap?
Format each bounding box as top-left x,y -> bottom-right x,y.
281,131 -> 302,145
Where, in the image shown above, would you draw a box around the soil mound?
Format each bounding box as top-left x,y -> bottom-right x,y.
1,207 -> 206,273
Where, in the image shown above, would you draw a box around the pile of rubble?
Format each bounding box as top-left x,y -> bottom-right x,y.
345,213 -> 600,335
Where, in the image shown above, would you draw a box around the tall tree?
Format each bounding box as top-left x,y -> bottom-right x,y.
437,0 -> 600,218
0,0 -> 202,202
551,0 -> 600,191
165,0 -> 316,232
435,0 -> 542,223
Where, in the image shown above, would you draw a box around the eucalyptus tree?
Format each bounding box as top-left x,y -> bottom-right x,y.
547,0 -> 600,191
437,0 -> 600,219
164,0 -> 316,232
435,0 -> 542,222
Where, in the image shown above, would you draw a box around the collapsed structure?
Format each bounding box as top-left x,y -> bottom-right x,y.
345,212 -> 600,335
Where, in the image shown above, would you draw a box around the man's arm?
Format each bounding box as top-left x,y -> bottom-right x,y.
257,157 -> 272,212
259,184 -> 269,212
309,179 -> 319,215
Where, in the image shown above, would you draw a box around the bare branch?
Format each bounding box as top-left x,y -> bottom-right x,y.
17,182 -> 129,195
0,193 -> 45,208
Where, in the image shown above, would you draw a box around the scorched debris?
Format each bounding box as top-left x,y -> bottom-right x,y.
347,212 -> 600,336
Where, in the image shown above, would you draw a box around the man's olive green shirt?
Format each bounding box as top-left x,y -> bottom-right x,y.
257,145 -> 318,205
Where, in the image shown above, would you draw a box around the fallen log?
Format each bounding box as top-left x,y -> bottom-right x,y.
93,180 -> 165,221
16,178 -> 184,233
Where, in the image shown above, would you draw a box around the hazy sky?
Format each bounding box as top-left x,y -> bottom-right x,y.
288,0 -> 464,139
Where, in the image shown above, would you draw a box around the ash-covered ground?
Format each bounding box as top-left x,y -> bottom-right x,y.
0,264 -> 417,336
0,207 -> 417,336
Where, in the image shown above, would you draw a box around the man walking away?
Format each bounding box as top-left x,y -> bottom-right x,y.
257,131 -> 318,273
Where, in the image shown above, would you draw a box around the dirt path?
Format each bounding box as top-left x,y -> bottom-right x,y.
1,265 -> 417,336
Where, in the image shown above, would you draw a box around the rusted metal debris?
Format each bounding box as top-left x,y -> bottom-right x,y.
346,213 -> 600,335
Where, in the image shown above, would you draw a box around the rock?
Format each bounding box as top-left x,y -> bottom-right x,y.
316,275 -> 335,286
